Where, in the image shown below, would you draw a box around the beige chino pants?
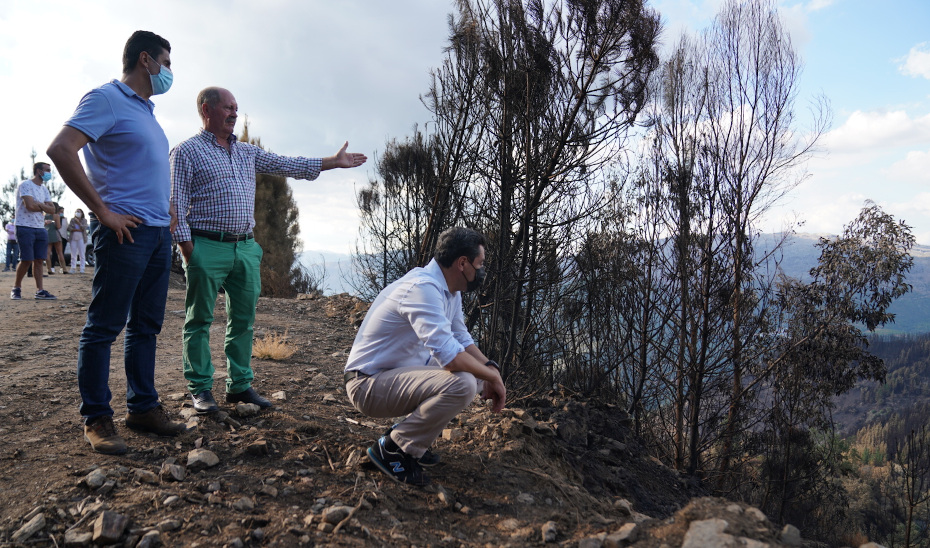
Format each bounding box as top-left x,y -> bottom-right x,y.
346,366 -> 480,458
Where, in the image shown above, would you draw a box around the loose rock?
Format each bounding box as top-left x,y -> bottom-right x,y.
541,521 -> 558,543
136,529 -> 162,548
133,468 -> 159,484
64,529 -> 93,546
93,511 -> 129,544
322,505 -> 354,524
160,462 -> 186,482
11,513 -> 45,543
780,524 -> 801,547
235,403 -> 261,417
232,496 -> 255,512
442,428 -> 465,441
84,468 -> 107,489
187,448 -> 220,471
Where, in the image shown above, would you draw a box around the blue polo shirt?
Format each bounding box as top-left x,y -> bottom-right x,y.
65,80 -> 170,227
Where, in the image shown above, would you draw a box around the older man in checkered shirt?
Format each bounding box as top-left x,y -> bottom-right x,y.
170,86 -> 366,414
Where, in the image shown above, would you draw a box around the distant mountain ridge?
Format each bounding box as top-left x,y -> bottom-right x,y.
303,233 -> 930,334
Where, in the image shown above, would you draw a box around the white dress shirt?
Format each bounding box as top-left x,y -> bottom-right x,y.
345,259 -> 475,375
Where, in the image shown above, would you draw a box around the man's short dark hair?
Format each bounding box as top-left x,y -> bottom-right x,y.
434,227 -> 487,267
196,87 -> 224,119
33,162 -> 49,175
122,31 -> 171,74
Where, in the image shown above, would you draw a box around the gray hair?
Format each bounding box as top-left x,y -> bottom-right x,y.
196,87 -> 224,120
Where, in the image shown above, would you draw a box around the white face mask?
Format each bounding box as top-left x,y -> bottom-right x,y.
75,212 -> 83,218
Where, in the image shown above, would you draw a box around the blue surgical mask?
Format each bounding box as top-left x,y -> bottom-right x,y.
148,60 -> 173,96
41,172 -> 51,182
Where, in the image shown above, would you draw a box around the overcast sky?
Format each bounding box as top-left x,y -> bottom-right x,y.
1,0 -> 928,253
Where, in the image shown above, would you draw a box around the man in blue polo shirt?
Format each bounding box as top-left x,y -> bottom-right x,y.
47,30 -> 186,455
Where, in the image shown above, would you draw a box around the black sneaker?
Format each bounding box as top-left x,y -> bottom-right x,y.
367,436 -> 430,486
384,425 -> 440,467
34,289 -> 57,300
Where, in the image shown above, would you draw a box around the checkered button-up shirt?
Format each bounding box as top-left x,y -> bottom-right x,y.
170,128 -> 322,243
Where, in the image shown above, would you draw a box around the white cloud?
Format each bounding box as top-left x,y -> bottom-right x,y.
821,110 -> 930,155
887,149 -> 930,183
899,43 -> 930,79
804,0 -> 835,11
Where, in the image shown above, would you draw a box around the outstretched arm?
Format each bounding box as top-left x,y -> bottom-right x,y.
321,141 -> 367,171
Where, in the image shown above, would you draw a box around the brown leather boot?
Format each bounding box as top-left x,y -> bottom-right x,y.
126,404 -> 188,436
84,416 -> 128,455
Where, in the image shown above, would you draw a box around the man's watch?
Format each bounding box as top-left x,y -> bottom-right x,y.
485,359 -> 501,372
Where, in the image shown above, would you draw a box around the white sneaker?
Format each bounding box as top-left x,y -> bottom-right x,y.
70,268 -> 75,273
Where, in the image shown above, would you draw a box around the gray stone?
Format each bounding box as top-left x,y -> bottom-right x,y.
541,521 -> 558,543
605,523 -> 638,546
516,492 -> 535,504
187,448 -> 220,471
235,403 -> 261,417
132,468 -> 159,484
64,529 -> 93,546
93,511 -> 129,544
681,519 -> 739,548
578,537 -> 605,548
226,538 -> 245,548
84,468 -> 107,489
157,519 -> 181,532
272,391 -> 287,401
136,529 -> 162,548
11,513 -> 45,543
322,505 -> 354,524
232,497 -> 254,512
160,462 -> 186,482
745,507 -> 768,522
614,498 -> 633,516
96,479 -> 117,495
259,485 -> 278,498
780,524 -> 802,547
162,495 -> 180,507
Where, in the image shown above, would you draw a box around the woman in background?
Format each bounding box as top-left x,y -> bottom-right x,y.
68,208 -> 88,273
45,203 -> 67,274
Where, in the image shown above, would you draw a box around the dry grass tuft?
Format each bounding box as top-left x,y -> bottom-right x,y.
252,330 -> 297,360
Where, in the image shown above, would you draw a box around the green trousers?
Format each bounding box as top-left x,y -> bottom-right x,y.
182,236 -> 263,394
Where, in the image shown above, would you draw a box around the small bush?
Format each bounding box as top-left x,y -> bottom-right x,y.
253,330 -> 296,360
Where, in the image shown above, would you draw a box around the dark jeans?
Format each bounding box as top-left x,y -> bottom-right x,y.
78,225 -> 171,421
4,241 -> 18,269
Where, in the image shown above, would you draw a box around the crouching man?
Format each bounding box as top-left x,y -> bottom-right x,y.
344,227 -> 507,486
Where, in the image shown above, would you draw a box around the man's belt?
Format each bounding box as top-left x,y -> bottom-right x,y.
344,370 -> 371,384
191,228 -> 254,242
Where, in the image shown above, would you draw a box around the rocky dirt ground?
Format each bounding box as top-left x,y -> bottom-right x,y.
0,268 -> 855,547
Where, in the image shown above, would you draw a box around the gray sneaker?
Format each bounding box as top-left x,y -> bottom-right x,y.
34,289 -> 57,300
